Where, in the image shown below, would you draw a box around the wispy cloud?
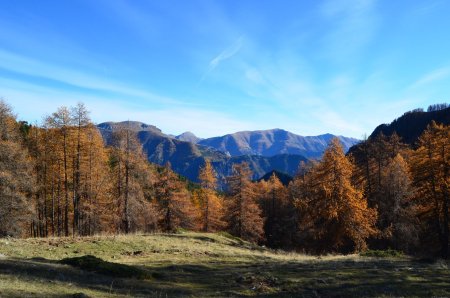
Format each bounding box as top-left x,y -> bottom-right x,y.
0,75 -> 256,138
319,0 -> 379,62
0,49 -> 180,105
411,66 -> 450,88
210,36 -> 244,69
200,36 -> 244,82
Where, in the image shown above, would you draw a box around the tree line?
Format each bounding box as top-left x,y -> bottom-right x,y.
0,100 -> 449,258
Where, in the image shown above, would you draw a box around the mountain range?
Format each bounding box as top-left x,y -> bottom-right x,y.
192,129 -> 357,159
97,122 -> 359,183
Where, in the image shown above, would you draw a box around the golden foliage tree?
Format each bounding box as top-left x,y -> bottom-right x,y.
377,154 -> 418,251
45,106 -> 74,236
109,126 -> 158,233
197,160 -> 225,232
257,174 -> 297,248
154,164 -> 197,232
224,162 -> 264,243
0,100 -> 34,237
296,138 -> 377,253
411,122 -> 449,258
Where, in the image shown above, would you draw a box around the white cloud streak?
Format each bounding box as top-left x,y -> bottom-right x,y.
200,36 -> 244,82
319,0 -> 379,62
0,49 -> 180,105
411,67 -> 450,88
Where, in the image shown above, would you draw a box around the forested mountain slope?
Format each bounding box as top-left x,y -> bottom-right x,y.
97,122 -> 307,182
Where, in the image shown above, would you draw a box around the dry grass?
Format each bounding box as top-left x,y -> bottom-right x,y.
0,232 -> 449,297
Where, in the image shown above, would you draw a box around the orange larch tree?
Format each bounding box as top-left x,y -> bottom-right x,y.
224,162 -> 264,243
297,138 -> 377,253
197,160 -> 225,232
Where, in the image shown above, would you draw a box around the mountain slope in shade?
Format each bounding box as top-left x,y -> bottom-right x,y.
258,170 -> 294,186
97,122 -> 308,183
175,131 -> 202,143
347,105 -> 450,156
368,106 -> 450,145
198,129 -> 359,159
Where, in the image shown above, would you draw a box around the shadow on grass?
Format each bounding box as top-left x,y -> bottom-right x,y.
0,257 -> 184,297
147,258 -> 450,297
0,256 -> 449,297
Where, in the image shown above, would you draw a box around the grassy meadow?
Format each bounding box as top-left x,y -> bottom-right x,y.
0,232 -> 449,297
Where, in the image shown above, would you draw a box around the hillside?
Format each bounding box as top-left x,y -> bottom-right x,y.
0,232 -> 448,297
97,122 -> 308,182
258,170 -> 293,186
369,106 -> 450,145
348,105 -> 450,156
198,129 -> 359,158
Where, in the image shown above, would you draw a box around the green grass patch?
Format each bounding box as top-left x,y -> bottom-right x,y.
60,255 -> 150,279
0,232 -> 449,297
216,231 -> 245,244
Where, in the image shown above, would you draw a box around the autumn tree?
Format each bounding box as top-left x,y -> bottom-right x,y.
296,138 -> 377,253
411,122 -> 449,258
377,154 -> 418,251
223,162 -> 264,243
154,163 -> 197,232
77,124 -> 113,235
109,125 -> 158,233
197,160 -> 225,232
45,107 -> 73,236
71,103 -> 90,235
257,174 -> 297,248
0,100 -> 35,237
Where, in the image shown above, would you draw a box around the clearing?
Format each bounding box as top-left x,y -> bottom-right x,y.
0,232 -> 449,297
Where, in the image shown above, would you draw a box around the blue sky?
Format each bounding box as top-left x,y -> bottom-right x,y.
1,0 -> 450,138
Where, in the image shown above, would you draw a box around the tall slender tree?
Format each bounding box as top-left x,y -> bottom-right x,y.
154,163 -> 197,232
197,160 -> 224,232
45,107 -> 73,236
411,122 -> 449,258
71,103 -> 90,235
224,162 -> 264,243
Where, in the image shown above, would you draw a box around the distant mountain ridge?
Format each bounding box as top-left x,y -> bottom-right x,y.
176,129 -> 358,159
175,131 -> 203,143
97,121 -> 358,183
